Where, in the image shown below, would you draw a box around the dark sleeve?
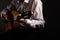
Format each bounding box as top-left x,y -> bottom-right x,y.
0,0 -> 16,17
6,0 -> 16,11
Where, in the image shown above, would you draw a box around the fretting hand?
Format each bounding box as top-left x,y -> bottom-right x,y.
20,18 -> 27,23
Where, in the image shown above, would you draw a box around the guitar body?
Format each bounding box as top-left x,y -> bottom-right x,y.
5,10 -> 20,32
2,9 -> 32,32
5,22 -> 12,32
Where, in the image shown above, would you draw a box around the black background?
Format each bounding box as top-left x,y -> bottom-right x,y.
0,0 -> 59,39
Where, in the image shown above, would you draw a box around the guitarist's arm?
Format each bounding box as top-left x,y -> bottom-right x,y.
0,0 -> 15,20
20,0 -> 45,29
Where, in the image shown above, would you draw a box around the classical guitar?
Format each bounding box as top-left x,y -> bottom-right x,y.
3,10 -> 32,32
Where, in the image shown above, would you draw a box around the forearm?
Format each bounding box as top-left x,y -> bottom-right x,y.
26,19 -> 45,28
